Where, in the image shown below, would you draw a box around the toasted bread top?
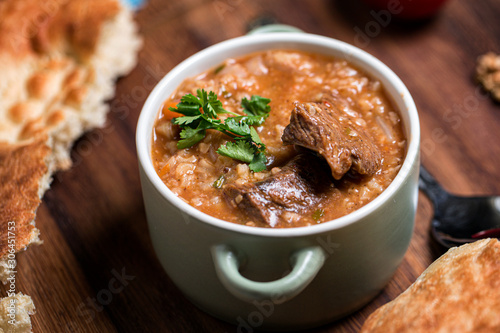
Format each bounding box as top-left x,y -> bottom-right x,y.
0,0 -> 140,169
0,0 -> 140,269
361,238 -> 500,333
0,139 -> 49,258
0,0 -> 120,62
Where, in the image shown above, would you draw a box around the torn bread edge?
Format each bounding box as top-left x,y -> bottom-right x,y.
0,138 -> 52,284
0,0 -> 141,280
0,2 -> 142,331
0,293 -> 35,333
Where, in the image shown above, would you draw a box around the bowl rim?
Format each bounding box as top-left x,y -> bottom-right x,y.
136,32 -> 420,238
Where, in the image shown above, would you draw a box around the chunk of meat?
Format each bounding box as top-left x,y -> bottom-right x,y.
282,96 -> 381,180
223,154 -> 333,227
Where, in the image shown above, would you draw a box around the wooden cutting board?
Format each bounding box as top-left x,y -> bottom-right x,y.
4,0 -> 499,331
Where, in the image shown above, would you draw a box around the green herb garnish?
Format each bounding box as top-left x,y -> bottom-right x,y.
213,175 -> 226,188
214,64 -> 226,74
312,209 -> 325,222
169,89 -> 271,172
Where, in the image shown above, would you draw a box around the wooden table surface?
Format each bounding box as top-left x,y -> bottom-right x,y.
6,0 -> 500,332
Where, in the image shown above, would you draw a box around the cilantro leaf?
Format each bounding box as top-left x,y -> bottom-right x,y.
242,95 -> 271,117
171,89 -> 271,172
169,103 -> 200,116
217,140 -> 255,163
181,93 -> 202,106
204,91 -> 221,118
169,93 -> 203,116
177,127 -> 206,149
241,115 -> 267,126
199,114 -> 222,126
172,115 -> 202,126
223,117 -> 251,137
226,115 -> 266,128
249,153 -> 267,172
197,89 -> 209,107
250,127 -> 263,147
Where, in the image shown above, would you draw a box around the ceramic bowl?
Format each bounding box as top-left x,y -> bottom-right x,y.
136,30 -> 420,331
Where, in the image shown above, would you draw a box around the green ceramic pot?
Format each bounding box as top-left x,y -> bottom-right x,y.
136,29 -> 420,331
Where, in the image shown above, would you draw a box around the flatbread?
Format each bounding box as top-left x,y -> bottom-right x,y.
0,0 -> 140,261
0,293 -> 35,333
0,0 -> 141,169
0,139 -> 51,282
0,0 -> 141,328
361,238 -> 500,333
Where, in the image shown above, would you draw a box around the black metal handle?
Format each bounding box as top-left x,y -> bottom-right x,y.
419,166 -> 450,205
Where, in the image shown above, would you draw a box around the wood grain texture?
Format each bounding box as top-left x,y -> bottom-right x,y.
2,0 -> 499,332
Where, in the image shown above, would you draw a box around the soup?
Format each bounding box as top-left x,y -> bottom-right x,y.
151,50 -> 406,228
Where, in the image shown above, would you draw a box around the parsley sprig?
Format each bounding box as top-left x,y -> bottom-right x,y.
169,89 -> 271,172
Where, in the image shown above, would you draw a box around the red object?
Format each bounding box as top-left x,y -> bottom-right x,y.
472,228 -> 500,240
361,0 -> 450,20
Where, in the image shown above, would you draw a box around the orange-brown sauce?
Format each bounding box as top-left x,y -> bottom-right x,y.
151,50 -> 406,228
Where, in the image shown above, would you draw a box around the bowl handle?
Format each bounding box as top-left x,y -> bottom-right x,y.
247,24 -> 303,35
211,244 -> 326,304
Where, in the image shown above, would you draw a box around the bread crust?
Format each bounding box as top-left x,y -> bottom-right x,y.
0,0 -> 141,280
361,238 -> 500,333
0,139 -> 49,283
0,293 -> 35,332
0,139 -> 49,257
0,0 -> 119,62
0,0 -> 141,167
0,2 -> 141,330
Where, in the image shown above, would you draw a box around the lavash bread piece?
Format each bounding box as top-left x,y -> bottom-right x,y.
0,0 -> 142,170
0,139 -> 53,283
0,0 -> 141,260
0,293 -> 35,333
361,238 -> 500,333
0,0 -> 141,275
0,0 -> 141,325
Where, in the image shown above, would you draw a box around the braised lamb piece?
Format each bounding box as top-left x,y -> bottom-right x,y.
282,96 -> 382,180
224,94 -> 383,226
223,153 -> 334,227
